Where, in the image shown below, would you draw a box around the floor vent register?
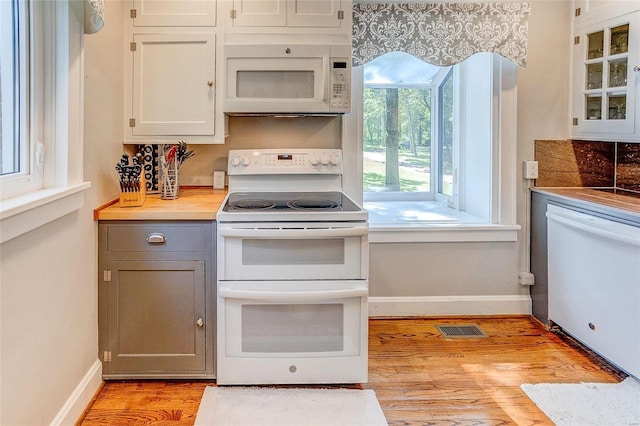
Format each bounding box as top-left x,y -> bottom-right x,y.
435,324 -> 488,338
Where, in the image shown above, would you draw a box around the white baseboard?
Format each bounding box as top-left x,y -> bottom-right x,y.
50,359 -> 102,426
368,295 -> 531,317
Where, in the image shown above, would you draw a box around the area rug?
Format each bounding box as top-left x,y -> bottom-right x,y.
194,387 -> 388,426
521,377 -> 640,425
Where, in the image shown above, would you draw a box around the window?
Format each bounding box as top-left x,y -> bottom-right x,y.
0,0 -> 90,244
345,52 -> 519,233
0,0 -> 43,199
362,52 -> 448,201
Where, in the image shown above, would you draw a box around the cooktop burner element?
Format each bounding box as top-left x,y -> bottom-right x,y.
229,199 -> 276,210
287,198 -> 338,210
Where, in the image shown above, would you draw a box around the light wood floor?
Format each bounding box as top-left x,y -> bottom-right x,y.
79,316 -> 625,425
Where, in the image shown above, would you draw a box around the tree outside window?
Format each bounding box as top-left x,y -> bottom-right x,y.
363,52 -> 451,199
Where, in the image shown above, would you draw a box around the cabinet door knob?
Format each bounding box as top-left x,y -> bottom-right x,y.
633,66 -> 640,72
146,233 -> 166,244
207,80 -> 214,87
196,318 -> 204,327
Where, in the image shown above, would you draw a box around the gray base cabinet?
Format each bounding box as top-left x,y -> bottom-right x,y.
98,221 -> 215,379
530,191 -> 551,325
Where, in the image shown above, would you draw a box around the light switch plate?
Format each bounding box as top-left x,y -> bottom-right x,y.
213,171 -> 225,189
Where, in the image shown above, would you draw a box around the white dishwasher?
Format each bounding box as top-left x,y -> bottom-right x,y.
547,203 -> 640,378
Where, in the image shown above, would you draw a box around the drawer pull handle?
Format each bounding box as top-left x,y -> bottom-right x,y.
146,233 -> 166,244
196,318 -> 204,328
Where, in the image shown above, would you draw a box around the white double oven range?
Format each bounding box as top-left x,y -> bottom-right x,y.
215,149 -> 369,385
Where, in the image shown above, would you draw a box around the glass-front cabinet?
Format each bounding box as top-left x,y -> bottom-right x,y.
571,10 -> 640,140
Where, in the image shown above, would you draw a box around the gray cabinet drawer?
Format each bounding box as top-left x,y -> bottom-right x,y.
103,222 -> 209,253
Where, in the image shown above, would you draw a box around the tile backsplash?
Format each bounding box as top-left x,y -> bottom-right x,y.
617,143 -> 640,192
534,140 -> 640,191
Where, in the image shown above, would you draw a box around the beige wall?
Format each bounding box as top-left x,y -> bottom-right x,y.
0,0 -> 573,423
0,2 -> 125,424
516,0 -> 572,272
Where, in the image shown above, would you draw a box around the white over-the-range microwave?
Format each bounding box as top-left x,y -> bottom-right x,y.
223,43 -> 351,115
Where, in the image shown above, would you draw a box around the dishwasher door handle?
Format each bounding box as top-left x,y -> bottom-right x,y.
546,211 -> 640,248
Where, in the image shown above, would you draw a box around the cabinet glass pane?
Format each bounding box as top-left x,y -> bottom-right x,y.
609,59 -> 627,87
610,24 -> 629,55
587,30 -> 604,59
608,94 -> 626,120
586,95 -> 602,120
586,63 -> 603,89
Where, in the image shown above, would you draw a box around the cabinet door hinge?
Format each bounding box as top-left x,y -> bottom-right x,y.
103,270 -> 112,282
129,118 -> 136,128
230,9 -> 236,19
337,10 -> 344,20
130,9 -> 137,19
572,117 -> 579,126
103,351 -> 112,362
574,36 -> 580,45
130,42 -> 137,52
575,7 -> 581,17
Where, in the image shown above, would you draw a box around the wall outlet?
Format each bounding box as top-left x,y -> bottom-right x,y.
518,272 -> 535,286
523,161 -> 538,179
213,171 -> 225,189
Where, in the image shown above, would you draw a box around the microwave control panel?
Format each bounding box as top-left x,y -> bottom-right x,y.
330,59 -> 351,112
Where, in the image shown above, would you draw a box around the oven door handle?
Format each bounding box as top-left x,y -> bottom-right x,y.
218,287 -> 368,301
217,227 -> 368,239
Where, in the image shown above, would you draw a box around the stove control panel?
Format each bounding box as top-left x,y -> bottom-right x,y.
228,149 -> 343,175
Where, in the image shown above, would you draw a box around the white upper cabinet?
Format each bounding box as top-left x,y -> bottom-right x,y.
287,0 -> 343,28
129,34 -> 216,137
570,2 -> 640,141
229,0 -> 345,29
124,0 -> 225,144
131,0 -> 216,27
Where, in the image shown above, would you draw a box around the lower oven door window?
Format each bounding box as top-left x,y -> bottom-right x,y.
220,286 -> 367,358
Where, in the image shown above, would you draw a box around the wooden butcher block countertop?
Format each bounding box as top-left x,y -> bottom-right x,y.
532,187 -> 640,219
95,187 -> 227,220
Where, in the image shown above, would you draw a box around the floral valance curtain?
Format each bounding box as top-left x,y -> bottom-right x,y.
85,0 -> 105,34
353,2 -> 530,68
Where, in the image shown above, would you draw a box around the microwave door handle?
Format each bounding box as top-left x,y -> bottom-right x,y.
217,227 -> 368,239
218,288 -> 368,301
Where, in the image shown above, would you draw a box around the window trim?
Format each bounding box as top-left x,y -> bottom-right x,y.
0,0 -> 90,244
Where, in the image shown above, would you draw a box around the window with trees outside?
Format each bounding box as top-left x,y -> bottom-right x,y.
363,51 -> 452,199
358,52 -> 509,226
362,51 -> 472,224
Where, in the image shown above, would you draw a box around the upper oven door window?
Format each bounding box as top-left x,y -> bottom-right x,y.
217,225 -> 368,281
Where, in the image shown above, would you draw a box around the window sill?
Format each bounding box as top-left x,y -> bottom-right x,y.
365,201 -> 520,242
0,182 -> 91,244
369,223 -> 520,243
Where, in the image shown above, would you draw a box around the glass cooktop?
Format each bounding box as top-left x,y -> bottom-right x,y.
223,191 -> 363,213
